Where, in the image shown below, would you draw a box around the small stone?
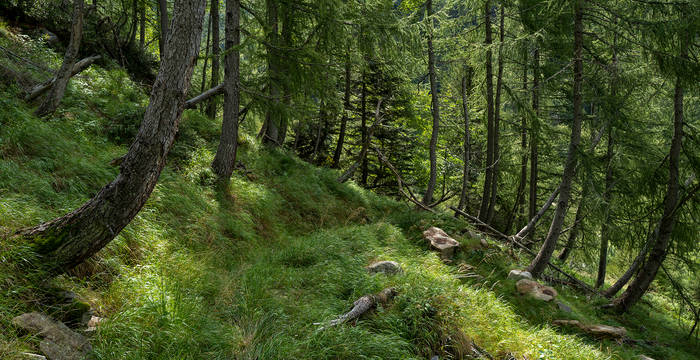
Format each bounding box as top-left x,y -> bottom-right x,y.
556,301 -> 572,313
423,227 -> 460,260
515,279 -> 557,301
367,260 -> 402,275
480,238 -> 489,248
507,269 -> 533,281
638,356 -> 655,360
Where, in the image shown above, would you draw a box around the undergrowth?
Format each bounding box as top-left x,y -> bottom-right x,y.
1,28 -> 698,360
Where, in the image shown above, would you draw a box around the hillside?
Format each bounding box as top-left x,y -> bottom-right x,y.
1,23 -> 699,360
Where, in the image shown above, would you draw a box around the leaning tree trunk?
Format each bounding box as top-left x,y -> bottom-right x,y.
528,0 -> 583,278
602,226 -> 655,298
422,0 -> 441,206
457,66 -> 473,213
557,193 -> 584,262
35,0 -> 84,117
211,0 -> 240,182
332,55 -> 352,169
487,4 -> 505,224
479,0 -> 495,221
17,0 -> 207,275
206,0 -> 221,119
612,65 -> 684,313
158,0 -> 169,60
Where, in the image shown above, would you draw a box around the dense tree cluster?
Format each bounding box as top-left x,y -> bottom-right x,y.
4,0 -> 699,320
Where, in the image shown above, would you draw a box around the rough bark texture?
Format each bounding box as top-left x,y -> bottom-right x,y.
479,0 -> 494,221
612,67 -> 684,313
17,0 -> 207,274
262,0 -> 282,146
211,0 -> 240,181
528,0 -> 583,278
422,0 -> 440,207
332,56 -> 352,169
206,0 -> 220,119
35,0 -> 84,117
159,0 -> 169,59
457,67 -> 473,213
319,288 -> 397,330
27,55 -> 100,102
506,45 -> 528,234
596,121 -> 614,287
337,99 -> 383,184
487,4 -> 505,223
529,46 -> 540,239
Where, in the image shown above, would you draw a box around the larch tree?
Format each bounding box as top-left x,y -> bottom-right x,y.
35,0 -> 84,117
528,0 -> 584,277
422,0 -> 441,206
478,0 -> 495,221
17,0 -> 207,274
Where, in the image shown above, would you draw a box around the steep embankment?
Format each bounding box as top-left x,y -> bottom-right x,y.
1,25 -> 698,360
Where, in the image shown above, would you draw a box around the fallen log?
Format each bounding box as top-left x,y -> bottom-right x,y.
316,288 -> 397,330
25,55 -> 101,101
184,83 -> 223,109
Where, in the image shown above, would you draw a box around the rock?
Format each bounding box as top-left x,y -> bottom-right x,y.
556,301 -> 572,313
85,316 -> 104,332
515,279 -> 558,301
552,319 -> 627,339
507,269 -> 533,281
12,312 -> 92,360
480,238 -> 489,248
638,356 -> 655,360
423,227 -> 460,260
366,261 -> 402,275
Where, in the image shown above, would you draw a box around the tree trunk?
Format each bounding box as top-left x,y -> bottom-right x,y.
35,0 -> 84,117
206,0 -> 220,119
602,226 -> 655,298
422,0 -> 441,206
261,0 -> 281,146
360,76 -> 368,186
457,66 -> 473,213
529,46 -> 540,241
139,0 -> 146,49
338,99 -> 383,184
596,43 -> 618,288
506,44 -> 528,234
487,4 -> 504,223
27,55 -> 100,102
557,193 -> 584,262
211,0 -> 240,182
612,61 -> 684,313
158,0 -> 169,60
528,0 -> 584,278
17,0 -> 207,275
479,0 -> 494,221
512,185 -> 560,242
200,14 -> 211,113
332,55 -> 352,169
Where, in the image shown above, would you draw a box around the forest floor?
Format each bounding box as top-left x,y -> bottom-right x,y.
1,22 -> 699,360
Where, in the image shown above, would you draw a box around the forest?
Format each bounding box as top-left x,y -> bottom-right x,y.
0,0 -> 698,359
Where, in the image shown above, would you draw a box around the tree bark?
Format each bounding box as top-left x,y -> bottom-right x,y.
17,0 -> 207,275
457,66 -> 473,213
506,44 -> 528,234
200,13 -> 211,113
487,4 -> 505,223
261,0 -> 282,146
512,185 -> 560,242
27,55 -> 100,102
360,75 -> 368,186
35,0 -> 84,117
479,0 -> 494,221
528,0 -> 584,278
337,99 -> 383,184
159,0 -> 169,60
612,59 -> 684,313
139,0 -> 146,49
211,0 -> 240,181
557,193 -> 584,262
206,0 -> 220,119
422,0 -> 441,206
332,55 -> 352,169
529,46 -> 540,241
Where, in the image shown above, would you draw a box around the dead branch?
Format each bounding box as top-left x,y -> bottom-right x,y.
316,288 -> 397,330
25,55 -> 101,101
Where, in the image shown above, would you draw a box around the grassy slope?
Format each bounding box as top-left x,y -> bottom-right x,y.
1,33 -> 698,360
